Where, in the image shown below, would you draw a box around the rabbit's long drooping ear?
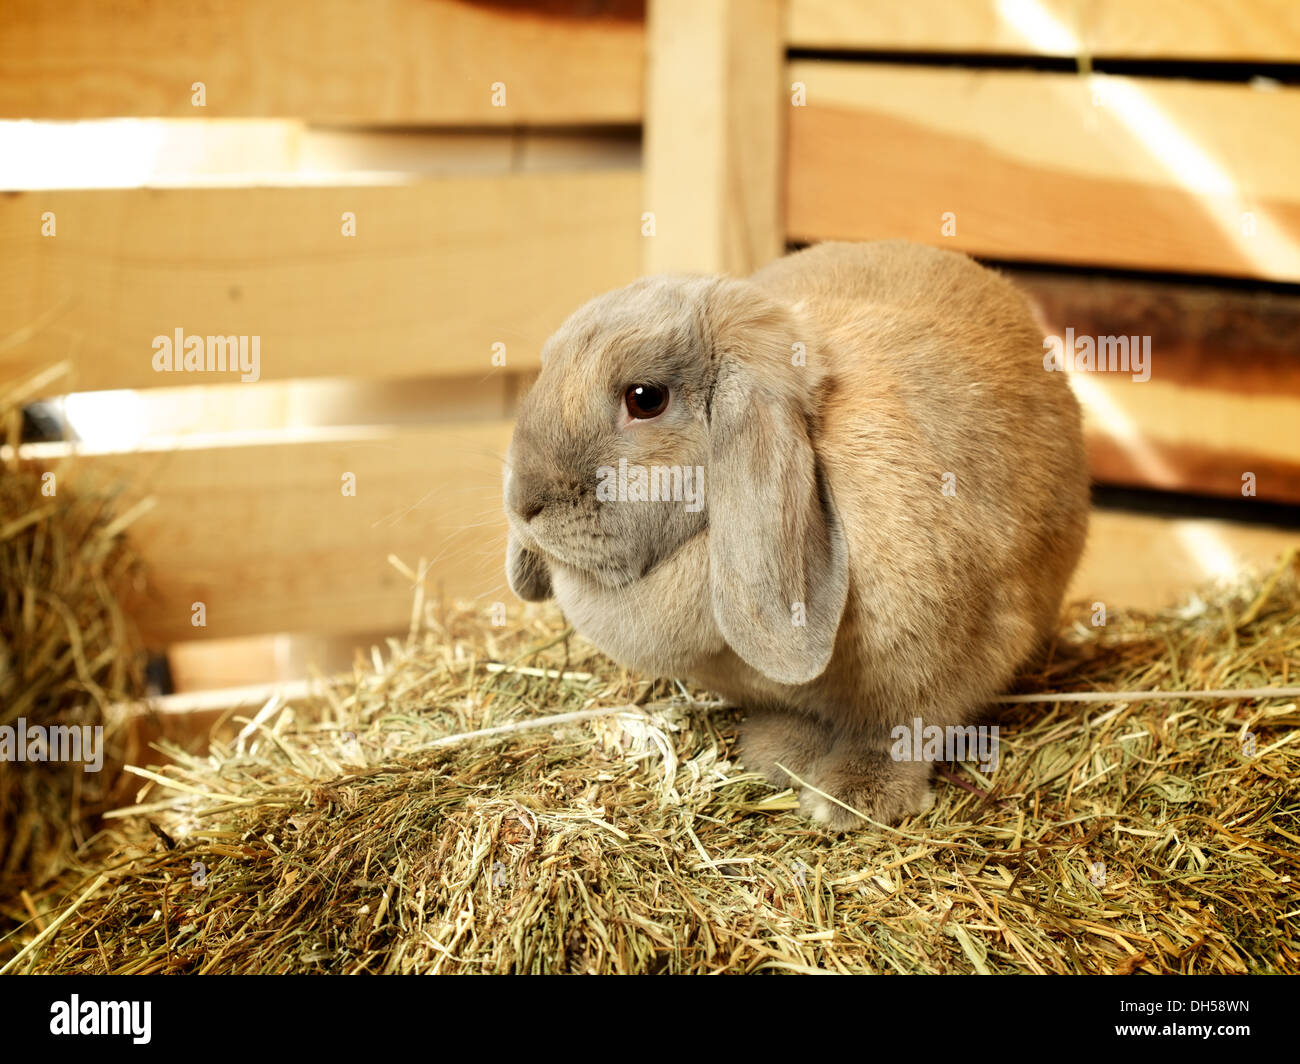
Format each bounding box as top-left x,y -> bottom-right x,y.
506,532 -> 553,601
704,282 -> 849,686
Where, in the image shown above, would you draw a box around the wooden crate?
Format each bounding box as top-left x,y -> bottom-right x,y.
2,0 -> 1298,698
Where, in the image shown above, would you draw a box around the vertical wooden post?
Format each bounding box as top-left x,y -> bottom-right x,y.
643,0 -> 785,277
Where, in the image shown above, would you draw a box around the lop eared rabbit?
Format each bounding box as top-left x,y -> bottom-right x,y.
505,241 -> 1089,828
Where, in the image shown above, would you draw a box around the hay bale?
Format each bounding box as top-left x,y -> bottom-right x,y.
0,460 -> 145,899
4,555 -> 1298,975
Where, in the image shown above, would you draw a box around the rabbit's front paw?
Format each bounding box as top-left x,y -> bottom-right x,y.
736,708 -> 835,788
797,747 -> 934,831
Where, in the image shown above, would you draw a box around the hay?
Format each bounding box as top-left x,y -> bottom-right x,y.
0,381 -> 145,900
3,553 -> 1298,975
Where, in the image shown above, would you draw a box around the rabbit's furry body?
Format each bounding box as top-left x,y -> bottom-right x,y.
505,241 -> 1088,827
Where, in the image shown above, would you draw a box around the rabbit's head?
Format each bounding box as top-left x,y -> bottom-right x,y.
505,275 -> 848,685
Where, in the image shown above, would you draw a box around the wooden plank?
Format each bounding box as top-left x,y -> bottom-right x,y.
788,0 -> 1300,62
0,172 -> 643,394
0,119 -> 304,190
644,0 -> 784,274
50,374 -> 516,448
94,506 -> 1300,747
786,63 -> 1300,281
1018,271 -> 1300,397
112,680 -> 328,719
0,123 -> 642,190
122,502 -> 1300,694
1071,509 -> 1300,611
22,421 -> 517,645
1016,271 -> 1300,503
1077,373 -> 1300,502
300,129 -> 641,179
1086,425 -> 1300,503
0,0 -> 644,123
166,630 -> 396,693
109,498 -> 1300,696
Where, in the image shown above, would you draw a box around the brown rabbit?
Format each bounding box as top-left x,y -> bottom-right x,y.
505,240 -> 1089,828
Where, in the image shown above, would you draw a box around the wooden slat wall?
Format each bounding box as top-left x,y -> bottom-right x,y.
1077,373 -> 1300,503
788,0 -> 1300,61
25,421 -> 516,645
1017,272 -> 1300,504
786,63 -> 1300,282
105,503 -> 1300,714
783,57 -> 1300,505
0,1 -> 650,668
1076,510 -> 1300,610
0,0 -> 645,123
0,172 -> 643,393
20,428 -> 1298,651
3,0 -> 1297,684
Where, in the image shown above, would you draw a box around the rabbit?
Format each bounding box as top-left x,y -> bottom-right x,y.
504,240 -> 1089,829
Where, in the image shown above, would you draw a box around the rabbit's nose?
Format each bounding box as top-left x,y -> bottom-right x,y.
508,476 -> 546,522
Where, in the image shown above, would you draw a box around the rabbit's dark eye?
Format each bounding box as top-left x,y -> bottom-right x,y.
624,383 -> 669,420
